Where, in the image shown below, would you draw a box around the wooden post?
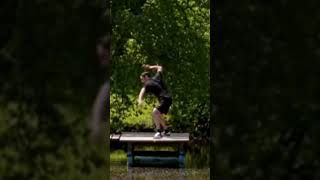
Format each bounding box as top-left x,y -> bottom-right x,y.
127,143 -> 134,167
178,143 -> 185,168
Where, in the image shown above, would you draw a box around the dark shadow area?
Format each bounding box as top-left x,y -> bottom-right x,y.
212,0 -> 320,179
0,0 -> 110,179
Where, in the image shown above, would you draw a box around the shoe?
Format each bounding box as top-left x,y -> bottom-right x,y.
153,132 -> 162,139
163,130 -> 171,136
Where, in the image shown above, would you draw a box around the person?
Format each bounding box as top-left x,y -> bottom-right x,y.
138,64 -> 173,139
89,36 -> 110,141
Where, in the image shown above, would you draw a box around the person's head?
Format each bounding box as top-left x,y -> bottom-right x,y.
96,36 -> 110,67
140,72 -> 150,83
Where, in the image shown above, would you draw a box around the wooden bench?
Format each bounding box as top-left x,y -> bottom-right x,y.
110,134 -> 121,141
112,132 -> 189,168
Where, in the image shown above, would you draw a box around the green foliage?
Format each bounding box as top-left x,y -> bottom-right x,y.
110,150 -> 127,165
213,1 -> 320,179
111,0 -> 210,138
0,0 -> 109,179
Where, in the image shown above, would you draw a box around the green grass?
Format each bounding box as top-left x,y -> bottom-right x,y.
110,150 -> 127,165
185,147 -> 210,168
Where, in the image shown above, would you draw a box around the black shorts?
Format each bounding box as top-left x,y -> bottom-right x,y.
156,97 -> 172,114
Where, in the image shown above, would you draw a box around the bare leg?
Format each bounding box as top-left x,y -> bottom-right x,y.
152,108 -> 161,130
152,108 -> 168,130
158,113 -> 168,130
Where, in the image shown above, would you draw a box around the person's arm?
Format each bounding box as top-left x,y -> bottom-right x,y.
138,87 -> 146,105
90,79 -> 109,141
142,64 -> 163,72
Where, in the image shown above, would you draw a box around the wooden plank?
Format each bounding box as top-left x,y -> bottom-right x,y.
110,134 -> 121,141
120,132 -> 189,143
133,156 -> 179,167
133,151 -> 179,157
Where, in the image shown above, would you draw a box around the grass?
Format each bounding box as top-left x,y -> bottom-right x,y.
110,146 -> 209,168
110,150 -> 127,165
110,167 -> 210,180
185,146 -> 210,168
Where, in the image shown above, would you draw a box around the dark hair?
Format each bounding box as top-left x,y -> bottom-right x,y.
140,72 -> 150,77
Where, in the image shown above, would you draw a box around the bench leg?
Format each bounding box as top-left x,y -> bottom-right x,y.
178,143 -> 185,168
127,143 -> 134,167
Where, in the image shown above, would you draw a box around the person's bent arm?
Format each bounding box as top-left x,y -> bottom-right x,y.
138,87 -> 146,105
143,64 -> 162,72
90,79 -> 109,140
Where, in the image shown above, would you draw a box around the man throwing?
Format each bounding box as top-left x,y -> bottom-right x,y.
138,64 -> 172,139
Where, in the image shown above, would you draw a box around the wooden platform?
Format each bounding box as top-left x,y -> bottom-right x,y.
110,132 -> 190,168
110,134 -> 121,141
119,132 -> 189,143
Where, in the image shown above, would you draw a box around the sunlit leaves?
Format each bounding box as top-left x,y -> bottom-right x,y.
111,0 -> 210,137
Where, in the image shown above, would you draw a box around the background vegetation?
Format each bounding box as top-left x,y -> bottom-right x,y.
1,0 -> 108,179
111,0 -> 210,139
2,0 -> 318,179
213,1 -> 320,179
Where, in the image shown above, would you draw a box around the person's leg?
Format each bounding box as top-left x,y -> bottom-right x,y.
154,108 -> 170,134
158,113 -> 168,130
156,97 -> 171,129
159,97 -> 172,136
152,108 -> 162,129
160,114 -> 170,136
152,108 -> 162,138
